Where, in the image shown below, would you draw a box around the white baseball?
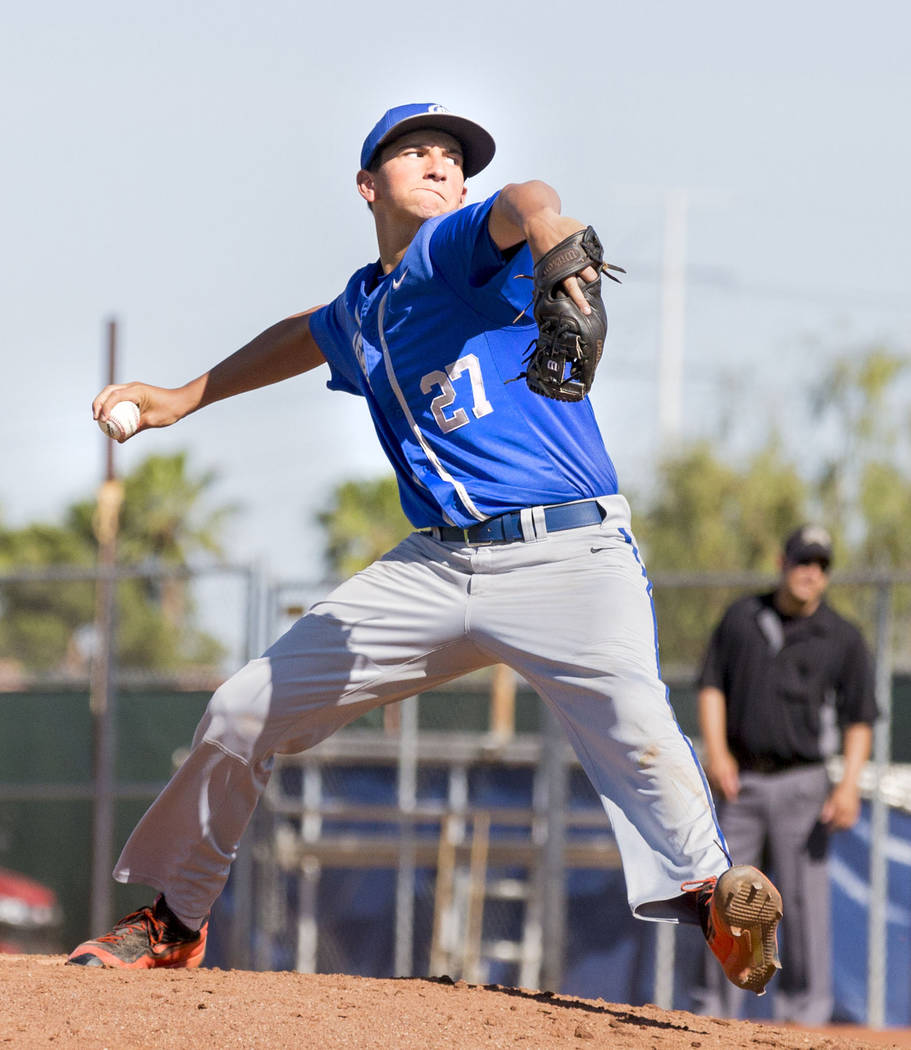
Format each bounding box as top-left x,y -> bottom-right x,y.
98,400 -> 140,441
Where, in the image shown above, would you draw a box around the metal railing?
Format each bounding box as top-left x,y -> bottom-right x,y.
1,562 -> 909,1024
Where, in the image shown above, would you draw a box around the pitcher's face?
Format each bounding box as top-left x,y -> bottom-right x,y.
358,129 -> 467,222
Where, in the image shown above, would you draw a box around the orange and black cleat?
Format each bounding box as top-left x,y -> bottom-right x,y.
684,865 -> 782,995
66,894 -> 207,969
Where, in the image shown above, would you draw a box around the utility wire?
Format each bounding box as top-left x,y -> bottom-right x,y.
620,263 -> 911,311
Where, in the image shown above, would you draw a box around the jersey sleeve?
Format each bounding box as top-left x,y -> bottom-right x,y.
697,618 -> 727,692
835,625 -> 879,726
308,293 -> 364,397
428,192 -> 535,326
696,625 -> 726,692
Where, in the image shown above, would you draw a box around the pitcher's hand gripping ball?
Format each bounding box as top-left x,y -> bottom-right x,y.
98,401 -> 140,441
522,226 -> 624,402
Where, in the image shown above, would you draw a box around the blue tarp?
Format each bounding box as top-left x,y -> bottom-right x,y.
209,779 -> 911,1026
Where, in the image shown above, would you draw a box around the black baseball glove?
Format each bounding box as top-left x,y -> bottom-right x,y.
519,226 -> 624,402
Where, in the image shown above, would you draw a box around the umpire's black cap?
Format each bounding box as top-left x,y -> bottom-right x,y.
783,524 -> 833,569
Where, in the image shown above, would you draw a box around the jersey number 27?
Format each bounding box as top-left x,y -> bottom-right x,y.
420,354 -> 493,434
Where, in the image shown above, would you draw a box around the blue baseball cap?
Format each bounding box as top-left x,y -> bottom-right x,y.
360,103 -> 496,178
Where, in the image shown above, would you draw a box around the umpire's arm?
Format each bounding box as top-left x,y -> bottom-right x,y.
821,722 -> 872,831
698,686 -> 741,802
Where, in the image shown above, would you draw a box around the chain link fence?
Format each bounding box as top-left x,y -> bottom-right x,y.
1,563 -> 909,1024
0,562 -> 257,952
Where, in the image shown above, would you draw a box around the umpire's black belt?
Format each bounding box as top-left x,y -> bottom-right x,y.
424,499 -> 604,546
738,755 -> 825,775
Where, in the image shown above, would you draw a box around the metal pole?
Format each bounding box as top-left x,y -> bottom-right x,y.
229,829 -> 254,970
867,580 -> 893,1028
652,922 -> 676,1009
295,762 -> 323,972
244,564 -> 261,661
394,696 -> 419,976
237,564 -> 265,968
228,566 -> 270,969
89,318 -> 121,935
540,702 -> 567,991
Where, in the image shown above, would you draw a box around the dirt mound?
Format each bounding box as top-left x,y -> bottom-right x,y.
1,956 -> 907,1049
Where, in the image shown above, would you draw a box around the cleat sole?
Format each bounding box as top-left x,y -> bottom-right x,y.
714,866 -> 782,993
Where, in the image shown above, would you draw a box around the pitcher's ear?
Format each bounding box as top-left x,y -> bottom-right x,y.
356,169 -> 375,204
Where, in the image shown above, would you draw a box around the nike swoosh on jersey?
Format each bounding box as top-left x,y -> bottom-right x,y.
590,546 -> 611,553
392,268 -> 409,290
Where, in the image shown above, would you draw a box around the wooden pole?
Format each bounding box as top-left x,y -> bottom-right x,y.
89,318 -> 122,935
490,664 -> 516,739
463,811 -> 490,981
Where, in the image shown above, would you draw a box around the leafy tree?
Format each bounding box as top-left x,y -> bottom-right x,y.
638,440 -> 808,668
808,346 -> 911,661
810,347 -> 911,567
316,475 -> 411,578
639,439 -> 806,574
640,345 -> 911,670
67,451 -> 235,564
0,521 -> 95,672
0,452 -> 235,675
857,461 -> 911,569
69,452 -> 238,656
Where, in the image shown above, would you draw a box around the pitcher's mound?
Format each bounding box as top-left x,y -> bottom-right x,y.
1,956 -> 907,1049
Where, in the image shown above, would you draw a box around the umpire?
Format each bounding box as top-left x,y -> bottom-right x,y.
693,524 -> 878,1023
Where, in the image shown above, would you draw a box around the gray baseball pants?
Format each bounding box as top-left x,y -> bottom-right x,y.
691,764 -> 833,1023
112,495 -> 729,931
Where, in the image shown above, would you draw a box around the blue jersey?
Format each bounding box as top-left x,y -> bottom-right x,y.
308,192 -> 618,529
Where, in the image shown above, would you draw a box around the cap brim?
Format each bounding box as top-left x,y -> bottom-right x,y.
366,112 -> 495,179
787,544 -> 832,565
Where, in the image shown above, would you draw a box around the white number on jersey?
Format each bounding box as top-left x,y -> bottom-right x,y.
420,354 -> 494,434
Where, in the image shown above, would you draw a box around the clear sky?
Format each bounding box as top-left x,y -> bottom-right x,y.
2,1 -> 909,645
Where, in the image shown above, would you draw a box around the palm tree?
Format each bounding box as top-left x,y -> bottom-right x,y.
1,452 -> 240,674
316,475 -> 412,579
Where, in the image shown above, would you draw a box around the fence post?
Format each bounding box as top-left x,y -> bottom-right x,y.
88,318 -> 122,936
540,703 -> 567,991
89,484 -> 123,936
653,922 -> 676,1009
394,696 -> 419,976
226,565 -> 264,970
295,761 -> 323,972
867,579 -> 894,1028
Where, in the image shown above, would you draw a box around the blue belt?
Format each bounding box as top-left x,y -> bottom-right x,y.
425,499 -> 604,546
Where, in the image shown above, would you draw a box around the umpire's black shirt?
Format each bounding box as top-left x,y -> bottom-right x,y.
698,593 -> 877,769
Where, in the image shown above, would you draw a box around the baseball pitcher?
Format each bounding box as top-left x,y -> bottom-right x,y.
72,103 -> 782,996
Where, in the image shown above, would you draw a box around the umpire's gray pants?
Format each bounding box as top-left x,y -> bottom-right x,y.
691,764 -> 833,1024
112,495 -> 729,932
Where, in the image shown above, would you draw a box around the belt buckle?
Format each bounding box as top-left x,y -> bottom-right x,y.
466,527 -> 497,547
466,518 -> 508,546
